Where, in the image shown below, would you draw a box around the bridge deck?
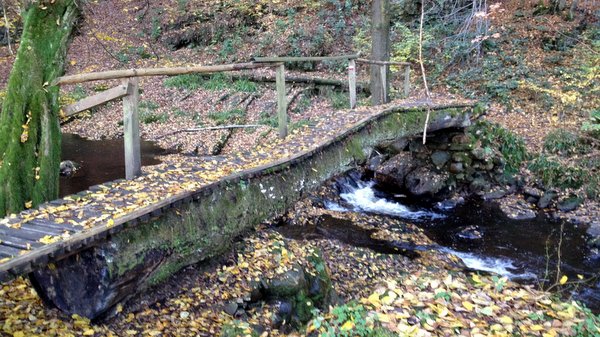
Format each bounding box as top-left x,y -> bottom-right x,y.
0,99 -> 473,282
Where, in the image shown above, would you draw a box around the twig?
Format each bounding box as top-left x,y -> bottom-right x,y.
419,0 -> 433,144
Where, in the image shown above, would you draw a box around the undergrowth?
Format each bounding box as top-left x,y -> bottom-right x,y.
529,129 -> 600,199
307,302 -> 395,337
468,120 -> 528,175
164,73 -> 256,92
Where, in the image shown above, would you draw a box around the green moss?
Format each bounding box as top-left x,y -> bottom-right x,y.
345,138 -> 366,162
0,1 -> 79,217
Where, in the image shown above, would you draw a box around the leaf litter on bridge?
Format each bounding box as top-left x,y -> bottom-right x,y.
0,98 -> 459,263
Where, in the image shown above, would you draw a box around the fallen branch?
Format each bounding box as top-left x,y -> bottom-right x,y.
204,73 -> 370,93
419,0 -> 433,145
157,124 -> 262,139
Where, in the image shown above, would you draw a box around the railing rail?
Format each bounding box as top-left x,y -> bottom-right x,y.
56,56 -> 411,179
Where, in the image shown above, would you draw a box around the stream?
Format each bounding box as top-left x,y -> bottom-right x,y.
282,172 -> 600,313
59,133 -> 167,197
57,134 -> 599,313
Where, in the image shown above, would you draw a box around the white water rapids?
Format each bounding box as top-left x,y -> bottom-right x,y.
325,178 -> 537,281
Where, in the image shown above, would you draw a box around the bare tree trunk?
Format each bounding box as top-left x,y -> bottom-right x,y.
370,0 -> 391,106
1,0 -> 12,54
0,1 -> 79,217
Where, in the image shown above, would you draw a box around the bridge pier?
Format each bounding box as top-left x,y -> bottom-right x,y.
28,105 -> 476,319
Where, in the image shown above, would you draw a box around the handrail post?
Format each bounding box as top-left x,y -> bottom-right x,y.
348,59 -> 357,109
380,64 -> 388,103
403,64 -> 410,98
122,77 -> 141,179
276,64 -> 287,139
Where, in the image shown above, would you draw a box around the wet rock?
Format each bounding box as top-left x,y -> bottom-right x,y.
431,151 -> 450,168
588,223 -> 600,249
373,152 -> 418,189
452,152 -> 472,166
405,167 -> 448,196
538,191 -> 558,209
436,196 -> 465,210
523,186 -> 543,199
482,188 -> 507,200
456,225 -> 483,241
59,160 -> 81,177
367,154 -> 388,172
557,196 -> 583,212
223,302 -> 239,316
265,265 -> 307,298
469,177 -> 491,193
526,196 -> 539,204
500,199 -> 537,220
449,162 -> 464,174
452,134 -> 470,144
270,300 -> 293,328
378,138 -> 409,154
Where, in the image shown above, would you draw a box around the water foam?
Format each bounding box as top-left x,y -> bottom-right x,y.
335,180 -> 445,220
442,248 -> 537,280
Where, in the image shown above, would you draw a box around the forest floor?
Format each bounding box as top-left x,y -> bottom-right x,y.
0,0 -> 599,336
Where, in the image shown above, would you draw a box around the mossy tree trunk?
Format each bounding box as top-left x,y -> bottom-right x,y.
0,1 -> 79,217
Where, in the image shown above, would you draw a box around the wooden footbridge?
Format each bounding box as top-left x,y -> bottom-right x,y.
0,56 -> 477,318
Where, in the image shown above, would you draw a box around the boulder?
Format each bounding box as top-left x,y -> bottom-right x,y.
405,167 -> 448,196
431,151 -> 450,168
367,154 -> 388,172
538,191 -> 558,209
523,187 -> 543,199
456,225 -> 483,241
500,199 -> 537,220
265,265 -> 307,298
373,152 -> 419,189
449,162 -> 464,174
557,196 -> 583,212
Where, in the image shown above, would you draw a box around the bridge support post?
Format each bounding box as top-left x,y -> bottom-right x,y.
348,59 -> 357,109
276,64 -> 287,139
122,77 -> 141,179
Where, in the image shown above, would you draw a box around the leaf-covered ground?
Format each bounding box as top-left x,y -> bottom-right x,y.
1,199 -> 598,336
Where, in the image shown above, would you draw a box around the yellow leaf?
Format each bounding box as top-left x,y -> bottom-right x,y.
83,329 -> 95,335
24,201 -> 32,208
377,313 -> 391,323
107,218 -> 114,227
340,321 -> 354,331
367,293 -> 381,308
462,301 -> 474,311
530,324 -> 544,331
559,275 -> 568,285
472,274 -> 483,284
499,316 -> 513,324
13,332 -> 25,337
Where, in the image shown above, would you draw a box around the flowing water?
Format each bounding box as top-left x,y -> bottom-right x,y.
59,133 -> 168,197
296,172 -> 600,312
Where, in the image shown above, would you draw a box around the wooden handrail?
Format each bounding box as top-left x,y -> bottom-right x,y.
53,62 -> 277,86
356,58 -> 410,66
253,54 -> 359,63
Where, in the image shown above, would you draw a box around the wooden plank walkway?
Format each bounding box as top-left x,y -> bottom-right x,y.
0,99 -> 474,282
